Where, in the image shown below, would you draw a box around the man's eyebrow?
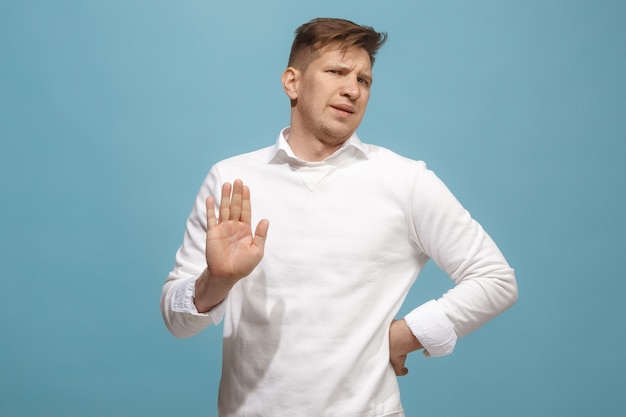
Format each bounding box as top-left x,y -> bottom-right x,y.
358,71 -> 373,82
326,62 -> 372,75
324,62 -> 351,70
323,62 -> 373,82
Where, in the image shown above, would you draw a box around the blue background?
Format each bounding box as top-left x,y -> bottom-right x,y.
2,1 -> 625,416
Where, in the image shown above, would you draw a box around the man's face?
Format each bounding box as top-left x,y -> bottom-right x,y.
289,44 -> 373,149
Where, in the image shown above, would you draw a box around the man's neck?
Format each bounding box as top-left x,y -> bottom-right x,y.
286,128 -> 350,162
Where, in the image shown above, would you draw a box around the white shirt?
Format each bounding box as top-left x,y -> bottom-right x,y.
161,128 -> 517,416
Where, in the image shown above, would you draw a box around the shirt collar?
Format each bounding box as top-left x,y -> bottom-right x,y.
268,127 -> 369,166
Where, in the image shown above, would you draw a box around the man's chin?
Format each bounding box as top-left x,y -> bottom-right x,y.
321,125 -> 358,145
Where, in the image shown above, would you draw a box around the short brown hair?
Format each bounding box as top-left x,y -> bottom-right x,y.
287,18 -> 387,69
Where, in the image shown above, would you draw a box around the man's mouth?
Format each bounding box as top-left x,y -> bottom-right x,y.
331,105 -> 355,115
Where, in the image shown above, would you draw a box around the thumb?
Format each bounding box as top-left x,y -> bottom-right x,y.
253,219 -> 270,247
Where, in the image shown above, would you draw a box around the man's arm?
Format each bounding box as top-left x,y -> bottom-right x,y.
388,162 -> 517,370
160,177 -> 268,337
194,180 -> 269,313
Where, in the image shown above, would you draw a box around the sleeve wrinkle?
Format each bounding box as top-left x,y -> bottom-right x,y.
407,163 -> 517,343
160,165 -> 225,337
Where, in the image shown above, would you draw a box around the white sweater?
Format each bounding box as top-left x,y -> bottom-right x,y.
161,128 -> 517,417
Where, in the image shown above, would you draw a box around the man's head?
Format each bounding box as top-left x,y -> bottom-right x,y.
287,18 -> 387,71
282,18 -> 387,161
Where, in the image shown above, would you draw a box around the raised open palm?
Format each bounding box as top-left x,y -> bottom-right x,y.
205,180 -> 269,281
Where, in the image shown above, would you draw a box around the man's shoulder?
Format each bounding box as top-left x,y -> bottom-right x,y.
215,145 -> 275,167
362,143 -> 427,170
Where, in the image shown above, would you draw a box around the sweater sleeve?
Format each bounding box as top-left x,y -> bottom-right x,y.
160,166 -> 226,338
405,163 -> 518,355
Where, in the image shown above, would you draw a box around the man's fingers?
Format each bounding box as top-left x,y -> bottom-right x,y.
219,182 -> 232,222
254,219 -> 270,248
212,180 -> 261,232
396,366 -> 409,376
391,354 -> 409,377
206,196 -> 217,229
230,180 -> 244,221
393,364 -> 408,376
241,185 -> 252,224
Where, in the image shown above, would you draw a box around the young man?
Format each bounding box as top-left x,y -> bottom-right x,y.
161,18 -> 517,417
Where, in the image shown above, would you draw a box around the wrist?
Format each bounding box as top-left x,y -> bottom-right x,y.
390,319 -> 423,355
193,269 -> 235,313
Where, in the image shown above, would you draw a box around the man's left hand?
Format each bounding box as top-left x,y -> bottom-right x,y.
389,319 -> 423,376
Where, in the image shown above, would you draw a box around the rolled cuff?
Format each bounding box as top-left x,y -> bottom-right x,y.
170,276 -> 226,325
404,299 -> 457,357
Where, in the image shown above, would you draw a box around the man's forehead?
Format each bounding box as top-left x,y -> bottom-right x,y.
316,44 -> 372,69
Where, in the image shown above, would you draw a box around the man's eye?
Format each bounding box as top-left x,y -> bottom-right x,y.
358,78 -> 370,86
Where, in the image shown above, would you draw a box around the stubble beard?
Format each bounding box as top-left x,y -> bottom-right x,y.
314,113 -> 362,149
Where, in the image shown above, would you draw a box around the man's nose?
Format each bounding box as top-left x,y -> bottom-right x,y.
341,76 -> 361,99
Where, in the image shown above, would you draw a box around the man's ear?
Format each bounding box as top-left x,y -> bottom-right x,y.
282,67 -> 299,100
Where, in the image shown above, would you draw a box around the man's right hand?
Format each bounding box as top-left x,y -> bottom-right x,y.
194,179 -> 269,313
